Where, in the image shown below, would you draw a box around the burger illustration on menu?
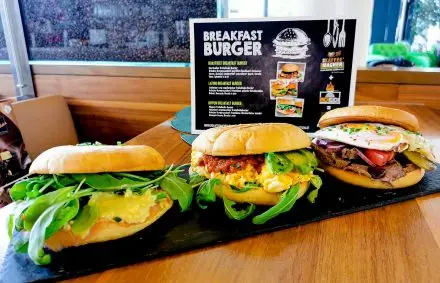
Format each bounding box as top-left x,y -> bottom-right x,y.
273,28 -> 311,59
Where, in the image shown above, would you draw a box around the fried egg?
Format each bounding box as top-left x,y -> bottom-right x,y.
191,151 -> 313,193
313,123 -> 436,162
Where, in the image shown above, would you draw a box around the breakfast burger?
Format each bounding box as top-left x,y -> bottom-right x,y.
276,98 -> 303,116
8,145 -> 192,265
271,81 -> 297,98
190,123 -> 322,224
271,81 -> 288,97
278,64 -> 301,80
313,106 -> 437,189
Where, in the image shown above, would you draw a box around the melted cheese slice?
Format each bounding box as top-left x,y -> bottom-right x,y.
88,190 -> 157,224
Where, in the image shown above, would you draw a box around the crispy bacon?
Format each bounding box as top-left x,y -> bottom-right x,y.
198,154 -> 264,174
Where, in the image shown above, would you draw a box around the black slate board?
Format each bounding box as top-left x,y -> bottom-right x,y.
2,166 -> 440,283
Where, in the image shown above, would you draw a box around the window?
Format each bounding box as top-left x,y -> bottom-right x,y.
0,14 -> 8,60
404,0 -> 440,52
19,0 -> 216,62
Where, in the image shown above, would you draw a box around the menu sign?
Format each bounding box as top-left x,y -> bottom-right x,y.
190,18 -> 359,134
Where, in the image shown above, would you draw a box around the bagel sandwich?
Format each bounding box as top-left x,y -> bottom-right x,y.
8,145 -> 192,265
190,123 -> 323,224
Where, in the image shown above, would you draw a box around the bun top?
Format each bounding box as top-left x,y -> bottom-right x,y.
318,105 -> 420,132
282,64 -> 300,72
30,145 -> 165,174
192,123 -> 311,156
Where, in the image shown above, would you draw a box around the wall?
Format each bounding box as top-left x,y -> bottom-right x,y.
1,65 -> 440,144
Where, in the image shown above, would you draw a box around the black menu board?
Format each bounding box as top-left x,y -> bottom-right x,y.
190,18 -> 359,134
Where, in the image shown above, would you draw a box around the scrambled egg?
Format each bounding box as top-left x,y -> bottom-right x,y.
88,190 -> 158,224
191,151 -> 313,193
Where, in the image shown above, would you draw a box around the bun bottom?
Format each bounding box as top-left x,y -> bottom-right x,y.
322,164 -> 425,189
214,182 -> 309,206
45,197 -> 173,251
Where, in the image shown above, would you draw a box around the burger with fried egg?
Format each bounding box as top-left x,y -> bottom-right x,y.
190,123 -> 322,224
313,106 -> 437,189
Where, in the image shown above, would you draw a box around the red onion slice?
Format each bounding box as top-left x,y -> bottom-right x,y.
314,139 -> 345,147
314,139 -> 329,147
355,148 -> 376,167
326,144 -> 345,152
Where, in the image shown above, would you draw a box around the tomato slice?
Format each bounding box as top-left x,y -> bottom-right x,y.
364,149 -> 395,166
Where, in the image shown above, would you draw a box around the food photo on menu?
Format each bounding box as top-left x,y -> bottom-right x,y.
270,79 -> 298,99
275,97 -> 304,117
276,62 -> 306,82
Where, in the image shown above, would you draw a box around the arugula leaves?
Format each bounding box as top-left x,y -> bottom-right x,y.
45,199 -> 80,239
71,205 -> 99,237
230,185 -> 252,193
12,231 -> 30,253
10,177 -> 49,201
9,164 -> 194,265
23,187 -> 76,231
189,172 -> 208,187
252,184 -> 300,225
160,174 -> 193,212
53,175 -> 78,189
223,197 -> 255,220
29,201 -> 66,265
230,182 -> 260,193
9,181 -> 31,201
72,173 -> 143,191
307,175 -> 323,203
8,215 -> 13,239
196,178 -> 220,209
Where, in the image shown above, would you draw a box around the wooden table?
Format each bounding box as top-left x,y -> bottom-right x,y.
1,105 -> 440,282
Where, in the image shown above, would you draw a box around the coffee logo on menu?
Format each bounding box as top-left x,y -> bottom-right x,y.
320,50 -> 345,71
320,19 -> 347,72
273,28 -> 311,59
